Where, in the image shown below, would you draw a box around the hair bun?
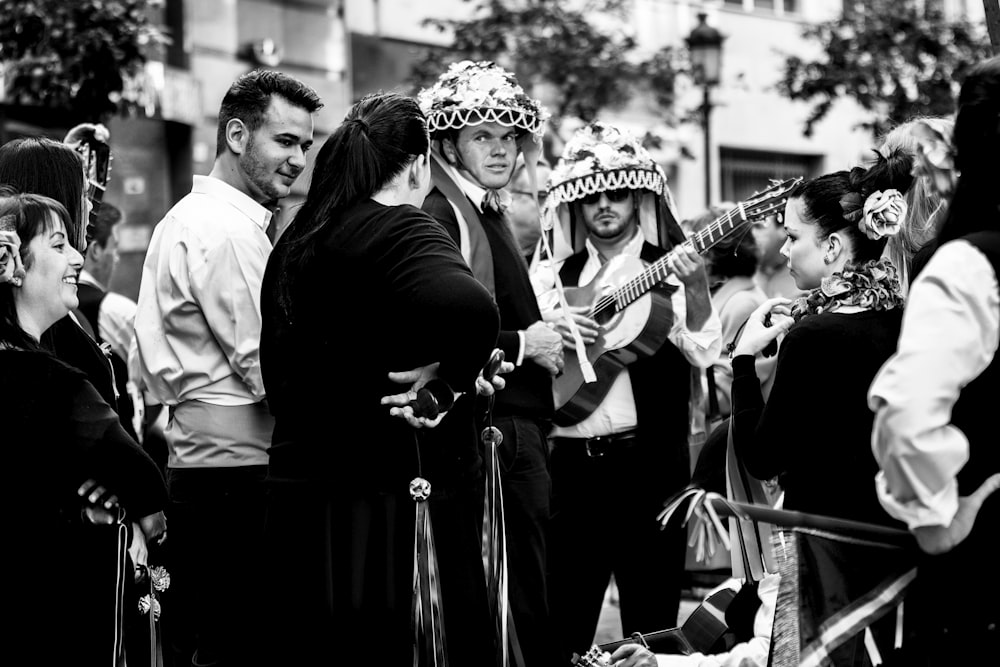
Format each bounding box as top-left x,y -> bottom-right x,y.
866,147 -> 914,195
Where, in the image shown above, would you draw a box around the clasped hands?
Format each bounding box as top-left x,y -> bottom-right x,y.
380,354 -> 515,429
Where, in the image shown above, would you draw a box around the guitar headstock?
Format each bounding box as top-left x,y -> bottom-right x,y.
571,646 -> 612,667
73,129 -> 113,245
740,176 -> 803,223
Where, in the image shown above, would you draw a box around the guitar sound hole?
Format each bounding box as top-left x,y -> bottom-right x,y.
593,306 -> 614,326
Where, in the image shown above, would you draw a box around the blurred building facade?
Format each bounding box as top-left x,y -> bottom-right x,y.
1,0 -> 986,296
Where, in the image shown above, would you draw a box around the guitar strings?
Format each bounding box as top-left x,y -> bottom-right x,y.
587,180 -> 795,317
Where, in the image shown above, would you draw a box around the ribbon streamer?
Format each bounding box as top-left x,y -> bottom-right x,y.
481,431 -> 510,666
411,477 -> 448,667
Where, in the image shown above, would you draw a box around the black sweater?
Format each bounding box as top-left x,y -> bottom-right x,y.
423,188 -> 553,420
731,308 -> 904,526
261,200 -> 500,492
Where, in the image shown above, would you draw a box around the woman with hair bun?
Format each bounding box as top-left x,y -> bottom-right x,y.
258,92 -> 500,665
727,156 -> 911,665
870,56 -> 1000,664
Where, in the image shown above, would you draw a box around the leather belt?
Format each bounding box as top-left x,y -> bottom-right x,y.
552,429 -> 640,458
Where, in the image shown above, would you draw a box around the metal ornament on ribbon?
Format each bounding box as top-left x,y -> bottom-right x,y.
480,423 -> 511,666
411,477 -> 448,667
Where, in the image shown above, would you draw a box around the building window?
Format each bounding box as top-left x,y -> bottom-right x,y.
720,148 -> 821,204
722,0 -> 799,15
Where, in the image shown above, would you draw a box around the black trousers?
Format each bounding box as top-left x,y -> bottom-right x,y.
162,466 -> 267,667
548,433 -> 687,661
489,415 -> 558,667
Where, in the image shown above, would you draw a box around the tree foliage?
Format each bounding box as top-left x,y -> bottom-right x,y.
777,0 -> 991,137
0,0 -> 168,121
410,0 -> 685,123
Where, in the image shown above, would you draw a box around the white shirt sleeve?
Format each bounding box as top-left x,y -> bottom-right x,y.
667,277 -> 723,370
98,291 -> 138,364
188,236 -> 269,399
869,240 -> 1000,529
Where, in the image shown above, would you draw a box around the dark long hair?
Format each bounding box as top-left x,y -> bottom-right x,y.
0,191 -> 74,350
937,56 -> 1000,244
0,138 -> 87,252
273,92 -> 430,316
789,148 -> 914,263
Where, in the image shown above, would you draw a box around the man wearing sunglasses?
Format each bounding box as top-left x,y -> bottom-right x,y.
418,60 -> 563,667
532,121 -> 721,663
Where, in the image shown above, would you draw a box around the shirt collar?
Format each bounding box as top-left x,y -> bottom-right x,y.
78,269 -> 103,291
441,161 -> 488,213
585,226 -> 646,264
192,175 -> 273,231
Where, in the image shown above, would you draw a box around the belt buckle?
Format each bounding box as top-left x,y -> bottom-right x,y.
585,439 -> 605,458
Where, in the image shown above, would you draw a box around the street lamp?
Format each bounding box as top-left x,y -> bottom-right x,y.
686,12 -> 725,208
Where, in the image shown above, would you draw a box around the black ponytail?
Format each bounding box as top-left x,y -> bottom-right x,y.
273,92 -> 430,319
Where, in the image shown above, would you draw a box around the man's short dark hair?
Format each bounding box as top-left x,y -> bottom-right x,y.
90,202 -> 122,249
215,69 -> 323,157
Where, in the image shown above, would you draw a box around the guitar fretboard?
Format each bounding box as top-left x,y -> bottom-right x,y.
591,201 -> 767,318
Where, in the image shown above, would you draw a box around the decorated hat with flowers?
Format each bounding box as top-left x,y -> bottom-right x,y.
417,60 -> 549,140
545,121 -> 667,208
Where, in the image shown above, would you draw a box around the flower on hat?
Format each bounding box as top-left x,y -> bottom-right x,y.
417,61 -> 549,139
545,121 -> 666,208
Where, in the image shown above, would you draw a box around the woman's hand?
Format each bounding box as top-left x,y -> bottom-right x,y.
733,298 -> 794,358
139,510 -> 167,547
130,521 -> 149,576
381,363 -> 457,429
912,473 -> 1000,555
475,359 -> 514,396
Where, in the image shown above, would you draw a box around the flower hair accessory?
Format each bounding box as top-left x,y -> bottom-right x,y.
839,189 -> 906,240
417,60 -> 549,140
545,121 -> 666,208
0,214 -> 26,287
791,259 -> 904,321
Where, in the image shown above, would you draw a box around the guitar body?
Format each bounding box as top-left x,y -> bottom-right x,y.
553,254 -> 675,427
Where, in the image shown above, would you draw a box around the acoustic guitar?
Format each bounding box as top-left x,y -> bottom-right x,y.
570,587 -> 737,666
552,178 -> 802,427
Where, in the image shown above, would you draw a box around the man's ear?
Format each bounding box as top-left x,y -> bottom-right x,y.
225,118 -> 249,155
441,137 -> 458,166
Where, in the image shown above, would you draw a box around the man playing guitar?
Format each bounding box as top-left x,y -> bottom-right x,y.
532,121 -> 722,663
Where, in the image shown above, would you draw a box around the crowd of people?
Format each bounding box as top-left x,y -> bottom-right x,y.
1,49 -> 997,667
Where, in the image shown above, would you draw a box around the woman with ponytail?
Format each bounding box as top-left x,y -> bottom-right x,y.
870,57 -> 1000,664
257,92 -> 500,665
726,157 -> 911,665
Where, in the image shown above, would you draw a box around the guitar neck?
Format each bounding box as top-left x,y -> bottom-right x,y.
599,205 -> 752,315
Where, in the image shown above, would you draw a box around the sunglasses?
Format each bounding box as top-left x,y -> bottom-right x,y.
511,189 -> 549,204
579,189 -> 632,205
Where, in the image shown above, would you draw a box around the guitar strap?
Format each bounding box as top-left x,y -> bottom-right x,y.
429,152 -> 496,296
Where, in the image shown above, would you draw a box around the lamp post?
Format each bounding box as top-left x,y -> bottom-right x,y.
686,12 -> 725,208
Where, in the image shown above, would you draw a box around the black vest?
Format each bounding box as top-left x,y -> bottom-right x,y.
559,242 -> 693,492
910,231 -> 1000,631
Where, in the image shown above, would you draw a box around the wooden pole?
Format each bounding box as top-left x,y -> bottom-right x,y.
985,0 -> 1000,55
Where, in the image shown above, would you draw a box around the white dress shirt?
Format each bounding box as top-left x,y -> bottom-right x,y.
134,175 -> 272,407
536,229 -> 722,438
869,240 -> 1000,529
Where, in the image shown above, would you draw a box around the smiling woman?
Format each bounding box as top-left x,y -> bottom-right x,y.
0,190 -> 167,667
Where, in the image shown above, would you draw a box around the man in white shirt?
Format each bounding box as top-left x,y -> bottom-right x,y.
134,69 -> 321,667
532,122 -> 721,662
